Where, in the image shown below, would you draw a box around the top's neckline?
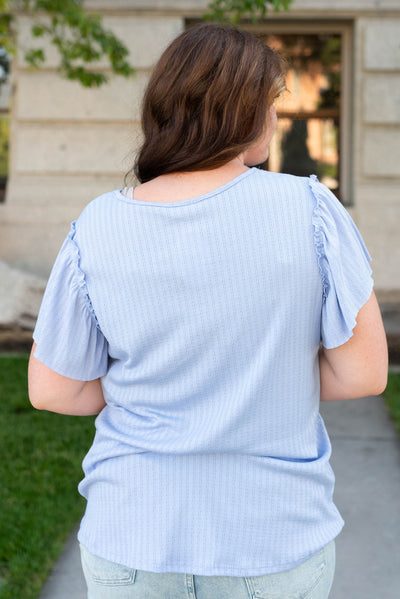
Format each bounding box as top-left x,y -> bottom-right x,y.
116,168 -> 257,207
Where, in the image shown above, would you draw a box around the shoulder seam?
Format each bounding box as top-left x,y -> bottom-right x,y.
68,222 -> 103,332
307,175 -> 328,302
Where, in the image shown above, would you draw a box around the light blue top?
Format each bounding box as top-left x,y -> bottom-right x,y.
33,169 -> 373,576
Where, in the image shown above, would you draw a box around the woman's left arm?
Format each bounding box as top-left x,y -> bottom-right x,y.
28,342 -> 106,415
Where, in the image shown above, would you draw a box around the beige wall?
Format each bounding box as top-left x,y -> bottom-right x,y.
353,18 -> 400,299
0,0 -> 399,298
0,13 -> 184,276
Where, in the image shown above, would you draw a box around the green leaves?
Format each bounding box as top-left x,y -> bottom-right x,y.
31,23 -> 46,37
204,0 -> 294,24
29,0 -> 135,87
24,46 -> 45,67
0,10 -> 14,52
1,0 -> 135,87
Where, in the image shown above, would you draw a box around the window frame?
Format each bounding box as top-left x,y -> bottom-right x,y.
242,20 -> 354,205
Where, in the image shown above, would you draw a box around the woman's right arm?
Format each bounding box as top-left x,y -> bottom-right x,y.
319,290 -> 388,401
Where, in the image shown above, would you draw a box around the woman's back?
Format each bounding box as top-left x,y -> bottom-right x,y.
78,168 -> 322,456
32,167 -> 374,575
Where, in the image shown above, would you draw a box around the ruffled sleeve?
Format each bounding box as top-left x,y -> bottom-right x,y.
33,222 -> 108,380
309,175 -> 374,349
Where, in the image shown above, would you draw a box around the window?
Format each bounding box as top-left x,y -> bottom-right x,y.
254,23 -> 353,205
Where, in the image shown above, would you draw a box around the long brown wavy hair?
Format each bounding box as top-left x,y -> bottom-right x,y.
132,23 -> 286,183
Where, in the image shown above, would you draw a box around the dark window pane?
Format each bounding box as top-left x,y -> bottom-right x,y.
261,33 -> 341,198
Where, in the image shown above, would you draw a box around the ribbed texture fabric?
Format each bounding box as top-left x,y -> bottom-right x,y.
33,169 -> 373,576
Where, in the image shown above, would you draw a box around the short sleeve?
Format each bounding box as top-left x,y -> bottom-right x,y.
33,222 -> 108,380
309,175 -> 374,349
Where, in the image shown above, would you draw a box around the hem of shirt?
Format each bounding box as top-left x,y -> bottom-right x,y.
32,333 -> 106,381
321,277 -> 374,350
77,522 -> 343,578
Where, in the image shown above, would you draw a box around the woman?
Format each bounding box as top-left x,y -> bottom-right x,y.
28,23 -> 388,599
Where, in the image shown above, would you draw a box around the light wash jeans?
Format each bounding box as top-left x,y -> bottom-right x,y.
80,540 -> 335,599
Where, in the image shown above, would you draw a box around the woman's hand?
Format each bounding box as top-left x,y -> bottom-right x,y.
319,290 -> 388,401
28,342 -> 106,415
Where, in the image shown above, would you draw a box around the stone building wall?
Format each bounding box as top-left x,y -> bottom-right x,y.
0,0 -> 399,299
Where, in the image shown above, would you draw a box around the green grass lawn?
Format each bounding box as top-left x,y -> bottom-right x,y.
0,353 -> 96,599
383,370 -> 400,433
1,353 -> 400,598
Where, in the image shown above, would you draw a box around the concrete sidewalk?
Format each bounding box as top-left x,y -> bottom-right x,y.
39,394 -> 400,599
321,394 -> 400,599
